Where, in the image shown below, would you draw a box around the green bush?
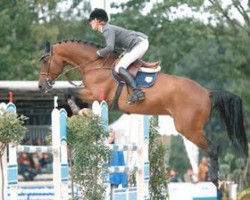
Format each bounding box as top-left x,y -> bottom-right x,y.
237,187 -> 250,200
67,114 -> 109,200
0,109 -> 27,156
149,117 -> 168,199
0,108 -> 27,200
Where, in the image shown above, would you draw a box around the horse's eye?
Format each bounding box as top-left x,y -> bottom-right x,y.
42,59 -> 48,65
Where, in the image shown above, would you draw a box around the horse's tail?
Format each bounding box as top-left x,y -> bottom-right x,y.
210,90 -> 248,158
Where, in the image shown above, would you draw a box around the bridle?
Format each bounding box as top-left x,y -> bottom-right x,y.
39,57 -> 55,89
39,53 -> 113,89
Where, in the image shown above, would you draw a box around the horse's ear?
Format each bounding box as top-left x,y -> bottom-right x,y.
39,41 -> 52,61
44,41 -> 51,54
39,54 -> 50,61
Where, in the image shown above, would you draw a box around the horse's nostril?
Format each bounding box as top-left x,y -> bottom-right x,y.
38,84 -> 42,89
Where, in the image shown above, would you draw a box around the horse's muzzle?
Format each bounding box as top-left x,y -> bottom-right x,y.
38,78 -> 53,93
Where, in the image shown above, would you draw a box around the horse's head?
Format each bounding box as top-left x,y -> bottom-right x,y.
38,41 -> 64,92
38,39 -> 117,94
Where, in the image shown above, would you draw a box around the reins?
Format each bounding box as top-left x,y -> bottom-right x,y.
81,53 -> 113,73
61,53 -> 113,87
40,55 -> 110,87
67,54 -> 112,87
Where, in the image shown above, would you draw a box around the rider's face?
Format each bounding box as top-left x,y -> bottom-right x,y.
89,19 -> 99,31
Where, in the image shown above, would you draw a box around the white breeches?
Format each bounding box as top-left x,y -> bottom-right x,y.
115,37 -> 149,73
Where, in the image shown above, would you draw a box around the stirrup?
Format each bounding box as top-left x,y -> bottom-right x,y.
127,90 -> 145,104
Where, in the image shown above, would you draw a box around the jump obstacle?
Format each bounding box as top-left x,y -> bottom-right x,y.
1,96 -> 69,200
93,100 -> 150,200
1,95 -> 149,200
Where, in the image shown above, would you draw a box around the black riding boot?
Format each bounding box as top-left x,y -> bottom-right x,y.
119,68 -> 145,104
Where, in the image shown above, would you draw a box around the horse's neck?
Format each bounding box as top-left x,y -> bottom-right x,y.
83,58 -> 114,83
56,42 -> 97,66
56,43 -> 117,100
79,56 -> 117,101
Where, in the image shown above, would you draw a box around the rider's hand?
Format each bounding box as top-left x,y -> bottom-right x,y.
96,51 -> 103,59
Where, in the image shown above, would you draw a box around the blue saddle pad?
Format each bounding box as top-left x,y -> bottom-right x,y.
135,71 -> 158,88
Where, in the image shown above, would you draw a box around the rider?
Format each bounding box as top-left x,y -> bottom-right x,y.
89,8 -> 149,104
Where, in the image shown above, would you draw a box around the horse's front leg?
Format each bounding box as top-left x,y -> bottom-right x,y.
65,87 -> 97,104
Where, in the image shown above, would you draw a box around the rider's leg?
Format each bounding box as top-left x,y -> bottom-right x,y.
119,68 -> 145,104
115,37 -> 149,104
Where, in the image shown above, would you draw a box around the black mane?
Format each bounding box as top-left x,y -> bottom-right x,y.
54,39 -> 103,48
54,39 -> 121,55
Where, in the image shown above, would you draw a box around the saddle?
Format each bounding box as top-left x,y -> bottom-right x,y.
110,58 -> 161,109
113,58 -> 161,77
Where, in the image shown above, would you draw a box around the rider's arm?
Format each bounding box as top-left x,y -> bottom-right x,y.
97,27 -> 115,57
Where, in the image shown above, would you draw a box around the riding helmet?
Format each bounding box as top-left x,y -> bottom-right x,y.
89,8 -> 109,22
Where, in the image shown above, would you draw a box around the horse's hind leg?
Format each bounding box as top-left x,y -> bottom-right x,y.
207,139 -> 219,187
175,125 -> 219,186
173,110 -> 210,151
207,140 -> 223,198
173,110 -> 219,186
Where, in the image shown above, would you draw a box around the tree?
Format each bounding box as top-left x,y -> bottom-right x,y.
0,0 -> 92,80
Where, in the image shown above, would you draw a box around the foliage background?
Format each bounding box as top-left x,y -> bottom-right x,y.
0,0 -> 249,189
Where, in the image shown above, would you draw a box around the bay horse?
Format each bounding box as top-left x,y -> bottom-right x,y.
38,40 -> 248,186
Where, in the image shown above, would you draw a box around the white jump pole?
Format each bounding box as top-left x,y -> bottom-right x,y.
52,96 -> 69,200
51,96 -> 61,200
59,106 -> 69,200
7,102 -> 18,200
